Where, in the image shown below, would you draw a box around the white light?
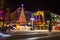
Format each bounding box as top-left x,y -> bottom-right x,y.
21,4 -> 24,7
47,21 -> 49,23
55,15 -> 57,17
0,33 -> 11,37
30,18 -> 35,21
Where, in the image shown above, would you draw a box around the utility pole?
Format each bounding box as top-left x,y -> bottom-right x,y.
30,18 -> 35,30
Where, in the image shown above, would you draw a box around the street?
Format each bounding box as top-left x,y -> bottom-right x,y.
0,0 -> 60,40
0,30 -> 60,40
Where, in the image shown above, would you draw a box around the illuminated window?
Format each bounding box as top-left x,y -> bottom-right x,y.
34,16 -> 36,21
40,15 -> 43,21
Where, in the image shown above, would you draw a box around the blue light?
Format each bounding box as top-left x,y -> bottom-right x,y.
34,16 -> 36,21
21,4 -> 24,7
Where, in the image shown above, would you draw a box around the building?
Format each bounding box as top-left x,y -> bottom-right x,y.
32,11 -> 52,30
51,13 -> 60,30
32,10 -> 60,30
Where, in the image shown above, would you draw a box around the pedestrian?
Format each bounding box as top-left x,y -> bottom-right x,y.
48,22 -> 52,32
48,26 -> 52,32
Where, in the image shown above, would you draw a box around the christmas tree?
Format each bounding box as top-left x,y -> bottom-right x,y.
18,4 -> 26,25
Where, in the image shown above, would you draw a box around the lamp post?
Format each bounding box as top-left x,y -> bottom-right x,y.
47,20 -> 50,28
47,20 -> 50,30
47,20 -> 52,32
47,20 -> 50,26
30,18 -> 35,30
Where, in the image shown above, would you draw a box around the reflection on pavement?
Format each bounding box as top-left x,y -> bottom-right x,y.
0,32 -> 11,37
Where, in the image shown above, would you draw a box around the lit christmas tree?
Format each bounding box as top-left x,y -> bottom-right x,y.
18,4 -> 26,25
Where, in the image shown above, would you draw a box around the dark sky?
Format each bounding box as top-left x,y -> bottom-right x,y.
6,0 -> 60,15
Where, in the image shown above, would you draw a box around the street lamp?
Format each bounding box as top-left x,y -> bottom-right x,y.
47,20 -> 52,32
30,18 -> 35,30
47,20 -> 50,27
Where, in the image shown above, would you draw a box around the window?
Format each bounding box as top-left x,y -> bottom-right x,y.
37,16 -> 39,20
40,15 -> 43,21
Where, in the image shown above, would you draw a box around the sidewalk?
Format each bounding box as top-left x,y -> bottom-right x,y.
10,29 -> 60,32
34,30 -> 60,32
4,30 -> 60,35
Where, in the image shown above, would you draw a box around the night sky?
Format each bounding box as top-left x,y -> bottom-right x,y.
6,0 -> 60,15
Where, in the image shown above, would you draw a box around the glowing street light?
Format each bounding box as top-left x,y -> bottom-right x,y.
47,20 -> 50,26
30,18 -> 35,30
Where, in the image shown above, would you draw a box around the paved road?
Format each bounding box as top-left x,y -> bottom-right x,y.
6,31 -> 60,40
0,30 -> 60,40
